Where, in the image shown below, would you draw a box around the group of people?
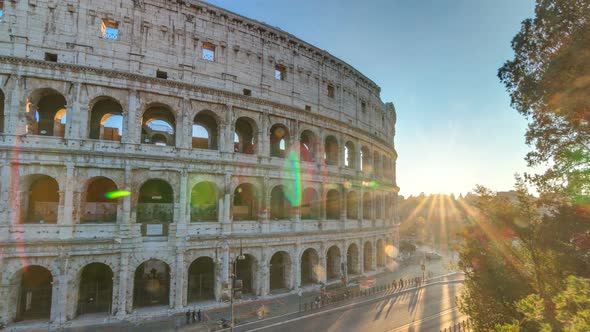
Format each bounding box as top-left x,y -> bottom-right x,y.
391,276 -> 424,289
185,309 -> 203,324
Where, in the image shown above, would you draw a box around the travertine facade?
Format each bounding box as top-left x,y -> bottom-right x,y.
0,0 -> 399,327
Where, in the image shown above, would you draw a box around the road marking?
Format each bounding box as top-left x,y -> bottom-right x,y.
241,279 -> 465,332
385,307 -> 463,332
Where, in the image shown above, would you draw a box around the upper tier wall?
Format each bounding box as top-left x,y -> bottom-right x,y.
0,0 -> 396,147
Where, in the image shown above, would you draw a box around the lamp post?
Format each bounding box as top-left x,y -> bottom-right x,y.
230,241 -> 245,332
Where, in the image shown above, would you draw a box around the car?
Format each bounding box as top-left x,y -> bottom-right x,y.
426,252 -> 443,260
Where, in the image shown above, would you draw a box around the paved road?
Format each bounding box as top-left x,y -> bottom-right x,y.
236,280 -> 465,332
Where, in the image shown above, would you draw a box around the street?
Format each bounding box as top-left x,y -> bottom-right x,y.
235,278 -> 465,332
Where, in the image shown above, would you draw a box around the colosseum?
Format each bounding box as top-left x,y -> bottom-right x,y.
0,0 -> 399,327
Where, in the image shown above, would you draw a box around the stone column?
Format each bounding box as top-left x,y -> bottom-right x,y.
223,104 -> 234,153
51,256 -> 70,325
293,244 -> 301,288
174,251 -> 185,309
0,275 -> 9,326
7,75 -> 25,135
178,169 -> 188,227
117,252 -> 131,317
60,163 -> 75,225
260,177 -> 270,233
341,187 -> 347,223
178,97 -> 191,149
318,245 -> 327,284
259,249 -> 269,296
123,90 -> 139,145
319,183 -> 326,221
359,241 -> 365,274
65,83 -> 81,140
259,114 -> 269,158
121,166 -> 132,225
358,186 -> 363,227
372,241 -> 378,271
0,162 -> 8,225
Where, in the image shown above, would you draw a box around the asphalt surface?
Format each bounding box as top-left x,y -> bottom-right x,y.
235,279 -> 465,332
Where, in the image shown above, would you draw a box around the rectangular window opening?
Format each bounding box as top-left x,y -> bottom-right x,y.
305,105 -> 312,111
101,20 -> 119,40
202,43 -> 215,61
327,85 -> 335,98
361,101 -> 367,113
156,70 -> 168,79
243,89 -> 252,96
275,65 -> 286,81
44,52 -> 58,62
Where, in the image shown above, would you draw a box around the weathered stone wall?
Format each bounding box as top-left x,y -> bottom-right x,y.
0,0 -> 399,327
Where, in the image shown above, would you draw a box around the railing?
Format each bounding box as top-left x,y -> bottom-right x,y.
137,203 -> 174,223
25,202 -> 59,224
80,202 -> 117,223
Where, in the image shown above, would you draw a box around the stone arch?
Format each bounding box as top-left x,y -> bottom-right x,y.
192,110 -> 219,150
347,243 -> 360,275
301,188 -> 320,220
364,241 -> 374,272
300,248 -> 320,285
137,179 -> 174,226
13,265 -> 53,321
269,251 -> 292,292
81,176 -> 118,223
234,117 -> 257,154
324,135 -> 338,166
133,259 -> 171,308
190,181 -> 218,222
347,191 -> 358,220
21,174 -> 60,224
326,245 -> 342,280
326,189 -> 341,220
270,185 -> 291,220
141,103 -> 176,146
363,192 -> 372,220
344,141 -> 356,169
76,263 -> 114,316
299,130 -> 318,162
270,123 -> 289,158
235,254 -> 258,295
187,257 -> 215,302
88,96 -> 124,141
233,182 -> 259,221
25,88 -> 67,137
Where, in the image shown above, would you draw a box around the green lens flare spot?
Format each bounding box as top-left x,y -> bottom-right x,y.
282,151 -> 302,207
104,190 -> 131,199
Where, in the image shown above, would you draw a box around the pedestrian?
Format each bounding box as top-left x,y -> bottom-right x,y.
185,309 -> 191,324
197,308 -> 202,322
393,280 -> 397,290
192,309 -> 196,323
399,278 -> 403,287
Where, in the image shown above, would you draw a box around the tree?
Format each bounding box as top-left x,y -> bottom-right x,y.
399,241 -> 416,255
498,0 -> 590,199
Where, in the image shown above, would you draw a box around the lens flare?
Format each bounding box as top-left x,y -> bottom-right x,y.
385,245 -> 398,258
104,190 -> 131,199
283,150 -> 302,207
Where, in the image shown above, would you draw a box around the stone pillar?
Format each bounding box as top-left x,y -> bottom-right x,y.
341,187 -> 347,222
51,256 -> 70,325
318,245 -> 327,284
123,90 -> 139,145
260,176 -> 270,233
358,186 -> 363,227
293,244 -> 301,288
7,75 -> 25,135
178,97 -> 191,149
359,241 -> 365,274
60,163 -> 75,225
0,162 -> 8,225
178,170 -> 188,227
223,104 -> 234,153
117,252 -> 131,317
319,184 -> 326,221
259,114 -> 269,158
122,166 -> 132,225
174,251 -> 185,309
259,249 -> 269,296
0,275 -> 9,326
65,83 -> 81,140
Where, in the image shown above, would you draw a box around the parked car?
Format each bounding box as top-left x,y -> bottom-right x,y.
425,252 -> 443,260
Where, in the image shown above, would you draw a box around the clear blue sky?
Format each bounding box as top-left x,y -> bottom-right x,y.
205,0 -> 537,196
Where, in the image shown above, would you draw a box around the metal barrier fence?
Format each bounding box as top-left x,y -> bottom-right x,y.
441,319 -> 471,331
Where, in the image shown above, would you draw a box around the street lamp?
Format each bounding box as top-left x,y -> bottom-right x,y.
230,241 -> 245,332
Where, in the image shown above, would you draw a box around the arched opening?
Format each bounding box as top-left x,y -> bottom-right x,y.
269,251 -> 291,292
26,89 -> 67,137
299,130 -> 317,162
192,111 -> 218,150
15,266 -> 53,321
0,89 -> 5,133
326,246 -> 341,280
361,146 -> 371,174
190,182 -> 218,222
300,248 -> 319,285
347,244 -> 359,275
363,192 -> 372,220
89,98 -> 124,141
270,185 -> 291,220
347,191 -> 358,220
236,254 -> 257,295
376,240 -> 386,267
375,195 -> 382,219
344,142 -> 355,169
133,259 -> 170,308
24,175 -> 59,224
82,177 -> 118,223
77,263 -> 113,316
364,242 -> 373,272
301,188 -> 320,220
187,257 -> 215,302
324,136 -> 338,166
270,124 -> 289,158
233,183 -> 258,221
137,179 -> 174,236
141,105 -> 175,146
234,117 -> 256,154
326,189 -> 341,220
